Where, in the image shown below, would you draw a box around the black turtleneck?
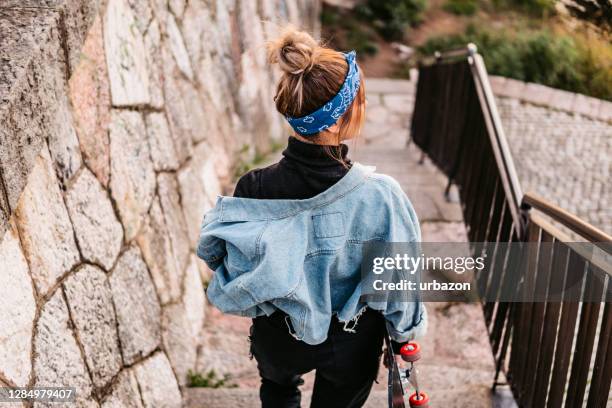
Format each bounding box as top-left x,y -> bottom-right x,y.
233,137 -> 351,199
233,136 -> 406,352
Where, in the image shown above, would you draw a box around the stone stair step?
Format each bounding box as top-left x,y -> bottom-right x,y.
185,365 -> 508,408
185,383 -> 512,408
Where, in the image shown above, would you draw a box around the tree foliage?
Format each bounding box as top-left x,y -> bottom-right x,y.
418,25 -> 612,100
356,0 -> 427,41
562,0 -> 612,32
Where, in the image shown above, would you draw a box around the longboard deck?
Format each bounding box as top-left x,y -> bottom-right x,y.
384,331 -> 406,408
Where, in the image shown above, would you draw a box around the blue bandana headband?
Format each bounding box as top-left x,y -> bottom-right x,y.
286,51 -> 361,136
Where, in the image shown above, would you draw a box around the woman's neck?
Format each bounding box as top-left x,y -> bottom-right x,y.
292,131 -> 340,146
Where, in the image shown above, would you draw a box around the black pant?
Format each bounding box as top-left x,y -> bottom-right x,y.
250,309 -> 384,408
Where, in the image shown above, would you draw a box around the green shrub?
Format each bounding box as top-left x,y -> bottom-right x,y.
187,370 -> 238,388
346,24 -> 380,56
417,26 -> 612,101
492,0 -> 556,16
357,0 -> 427,41
321,5 -> 379,56
443,0 -> 478,16
320,7 -> 340,26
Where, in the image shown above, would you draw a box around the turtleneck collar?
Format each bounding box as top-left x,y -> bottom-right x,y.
282,136 -> 350,167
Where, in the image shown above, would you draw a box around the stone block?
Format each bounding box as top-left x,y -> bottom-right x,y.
178,142 -> 224,240
195,45 -> 232,114
143,19 -> 164,109
162,44 -> 194,163
126,0 -> 153,34
488,76 -> 506,95
0,223 -> 36,387
169,0 -> 186,19
523,82 -> 554,107
0,8 -> 58,104
259,0 -> 280,40
145,112 -> 179,171
190,6 -> 235,115
109,246 -> 161,365
46,90 -> 82,188
101,369 -> 143,408
573,93 -> 602,118
44,0 -> 101,74
193,143 -> 223,204
69,13 -> 111,187
108,110 -> 156,241
162,302 -> 197,386
14,148 -> 80,296
136,198 -> 182,304
166,13 -> 194,80
0,8 -> 64,210
33,290 -> 96,407
238,0 -> 266,69
149,0 -> 170,32
104,0 -> 151,106
236,52 -> 265,138
157,173 -> 191,271
63,265 -> 122,389
181,0 -> 208,68
179,79 -> 218,144
546,88 -> 576,112
177,165 -> 212,244
285,0 -> 301,25
598,100 -> 612,123
0,1 -> 63,6
134,352 -> 182,408
213,0 -> 233,53
498,78 -> 526,100
183,255 -> 206,339
66,168 -> 123,271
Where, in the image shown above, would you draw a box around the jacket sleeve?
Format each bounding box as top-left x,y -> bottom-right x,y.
197,209 -> 302,317
378,176 -> 428,344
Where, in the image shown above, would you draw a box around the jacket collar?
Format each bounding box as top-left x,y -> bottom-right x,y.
217,162 -> 375,222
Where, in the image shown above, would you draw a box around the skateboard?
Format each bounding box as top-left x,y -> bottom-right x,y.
384,331 -> 429,408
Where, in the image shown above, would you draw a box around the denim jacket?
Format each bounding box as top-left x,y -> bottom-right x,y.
197,163 -> 427,345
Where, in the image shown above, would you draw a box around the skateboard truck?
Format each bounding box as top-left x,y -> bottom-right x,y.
400,342 -> 429,408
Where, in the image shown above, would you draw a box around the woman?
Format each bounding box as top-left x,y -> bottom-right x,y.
198,27 -> 426,408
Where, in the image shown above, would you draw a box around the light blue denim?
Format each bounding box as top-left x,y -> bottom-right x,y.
197,163 -> 427,345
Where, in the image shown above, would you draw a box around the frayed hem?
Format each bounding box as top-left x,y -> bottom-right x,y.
341,305 -> 368,333
285,315 -> 304,341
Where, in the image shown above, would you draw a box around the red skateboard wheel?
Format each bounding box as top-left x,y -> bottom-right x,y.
400,342 -> 422,362
409,391 -> 429,407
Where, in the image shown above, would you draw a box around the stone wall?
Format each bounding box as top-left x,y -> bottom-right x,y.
0,0 -> 319,406
489,77 -> 612,234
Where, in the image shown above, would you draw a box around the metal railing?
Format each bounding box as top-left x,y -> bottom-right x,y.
411,44 -> 612,407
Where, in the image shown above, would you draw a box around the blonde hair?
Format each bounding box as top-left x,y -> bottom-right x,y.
267,26 -> 366,156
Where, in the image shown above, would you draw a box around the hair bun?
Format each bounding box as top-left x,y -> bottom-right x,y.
268,26 -> 319,75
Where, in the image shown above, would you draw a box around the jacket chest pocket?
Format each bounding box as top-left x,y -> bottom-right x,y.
312,212 -> 345,239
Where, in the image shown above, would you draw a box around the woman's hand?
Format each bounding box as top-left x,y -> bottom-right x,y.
382,347 -> 403,369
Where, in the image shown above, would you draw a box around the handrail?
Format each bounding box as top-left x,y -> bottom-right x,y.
467,48 -> 525,237
417,44 -> 475,66
416,44 -> 526,238
529,212 -> 612,277
522,192 -> 612,248
412,43 -> 612,407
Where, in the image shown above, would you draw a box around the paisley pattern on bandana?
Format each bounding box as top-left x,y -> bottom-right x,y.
286,51 -> 361,136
